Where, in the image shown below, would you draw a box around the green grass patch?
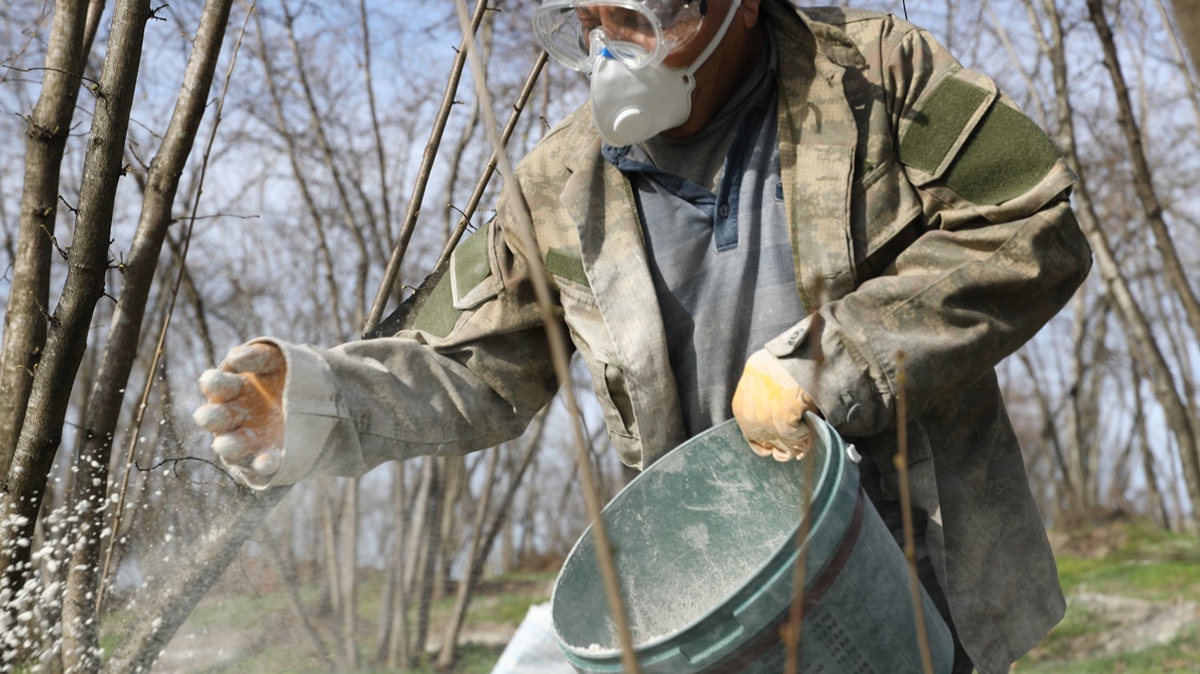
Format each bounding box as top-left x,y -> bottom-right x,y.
1019,625 -> 1200,673
465,589 -> 547,626
1018,519 -> 1200,671
183,585 -> 294,630
178,642 -> 506,674
1054,521 -> 1200,602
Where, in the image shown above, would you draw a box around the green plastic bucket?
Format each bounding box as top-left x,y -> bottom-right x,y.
551,416 -> 954,673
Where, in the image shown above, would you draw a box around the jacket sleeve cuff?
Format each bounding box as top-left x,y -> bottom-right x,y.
761,312 -> 893,438
248,337 -> 347,488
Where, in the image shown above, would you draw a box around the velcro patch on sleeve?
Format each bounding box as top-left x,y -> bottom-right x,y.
450,229 -> 498,310
545,247 -> 589,288
411,270 -> 460,338
940,102 -> 1063,205
411,229 -> 495,338
899,75 -> 994,179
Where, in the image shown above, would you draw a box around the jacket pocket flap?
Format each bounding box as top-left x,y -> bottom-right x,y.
545,247 -> 590,288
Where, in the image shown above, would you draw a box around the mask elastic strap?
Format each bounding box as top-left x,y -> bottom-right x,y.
683,0 -> 743,79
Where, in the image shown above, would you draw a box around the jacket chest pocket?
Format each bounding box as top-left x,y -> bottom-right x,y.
851,155 -> 926,280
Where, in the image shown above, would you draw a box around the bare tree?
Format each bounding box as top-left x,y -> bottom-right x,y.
1083,0 -> 1200,531
1171,0 -> 1200,77
436,412 -> 546,669
2,0 -> 156,662
0,0 -> 90,475
58,0 -> 237,669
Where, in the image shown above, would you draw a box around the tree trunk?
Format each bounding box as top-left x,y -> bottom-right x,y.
0,0 -> 89,476
1,0 -> 154,662
376,461 -> 410,667
411,458 -> 442,666
101,486 -> 290,673
1171,0 -> 1200,80
1131,377 -> 1171,528
356,0 -> 394,261
437,414 -> 546,669
1041,0 -> 1200,533
319,477 -> 343,619
1065,294 -> 1089,511
1080,299 -> 1110,506
60,0 -> 235,667
1086,0 -> 1200,354
264,531 -> 332,662
1017,350 -> 1072,519
281,0 -> 375,329
436,449 -> 499,670
250,6 -> 344,332
433,456 -> 465,600
1084,0 -> 1200,532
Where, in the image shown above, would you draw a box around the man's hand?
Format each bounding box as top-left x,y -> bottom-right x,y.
731,350 -> 815,462
193,342 -> 286,482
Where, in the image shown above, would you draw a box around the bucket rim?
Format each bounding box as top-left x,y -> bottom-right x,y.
552,413 -> 848,663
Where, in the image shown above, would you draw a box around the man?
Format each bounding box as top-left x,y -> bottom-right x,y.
194,1 -> 1092,671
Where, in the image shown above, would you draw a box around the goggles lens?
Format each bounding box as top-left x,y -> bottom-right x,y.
533,0 -> 706,71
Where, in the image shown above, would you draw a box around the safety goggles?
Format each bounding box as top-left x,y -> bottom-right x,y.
532,0 -> 709,72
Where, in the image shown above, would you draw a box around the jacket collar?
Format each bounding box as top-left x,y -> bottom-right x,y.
767,0 -> 866,68
767,0 -> 860,306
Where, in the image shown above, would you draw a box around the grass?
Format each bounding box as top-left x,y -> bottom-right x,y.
83,519 -> 1199,672
1016,518 -> 1200,672
177,643 -> 505,674
134,568 -> 555,673
1017,626 -> 1200,673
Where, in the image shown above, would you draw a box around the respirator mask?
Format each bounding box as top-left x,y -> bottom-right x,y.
533,0 -> 742,146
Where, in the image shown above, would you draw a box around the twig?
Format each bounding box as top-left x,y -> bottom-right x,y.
895,352 -> 935,674
96,1 -> 257,613
782,437 -> 817,674
363,0 -> 492,335
135,456 -> 237,482
433,50 -> 549,272
448,1 -> 641,671
2,64 -> 101,90
57,194 -> 79,215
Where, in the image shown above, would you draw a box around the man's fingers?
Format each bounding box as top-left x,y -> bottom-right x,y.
770,393 -> 812,445
199,369 -> 245,402
768,434 -> 809,462
223,342 -> 284,375
748,441 -> 774,458
212,426 -> 281,463
212,429 -> 259,465
192,403 -> 245,434
739,393 -> 813,463
733,350 -> 817,464
251,448 -> 282,477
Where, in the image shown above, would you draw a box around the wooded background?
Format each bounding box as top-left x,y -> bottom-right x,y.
1,0 -> 1199,671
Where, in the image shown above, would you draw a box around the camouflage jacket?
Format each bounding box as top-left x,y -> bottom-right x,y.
262,2 -> 1092,671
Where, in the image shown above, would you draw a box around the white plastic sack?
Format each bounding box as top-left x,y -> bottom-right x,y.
490,602 -> 577,674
